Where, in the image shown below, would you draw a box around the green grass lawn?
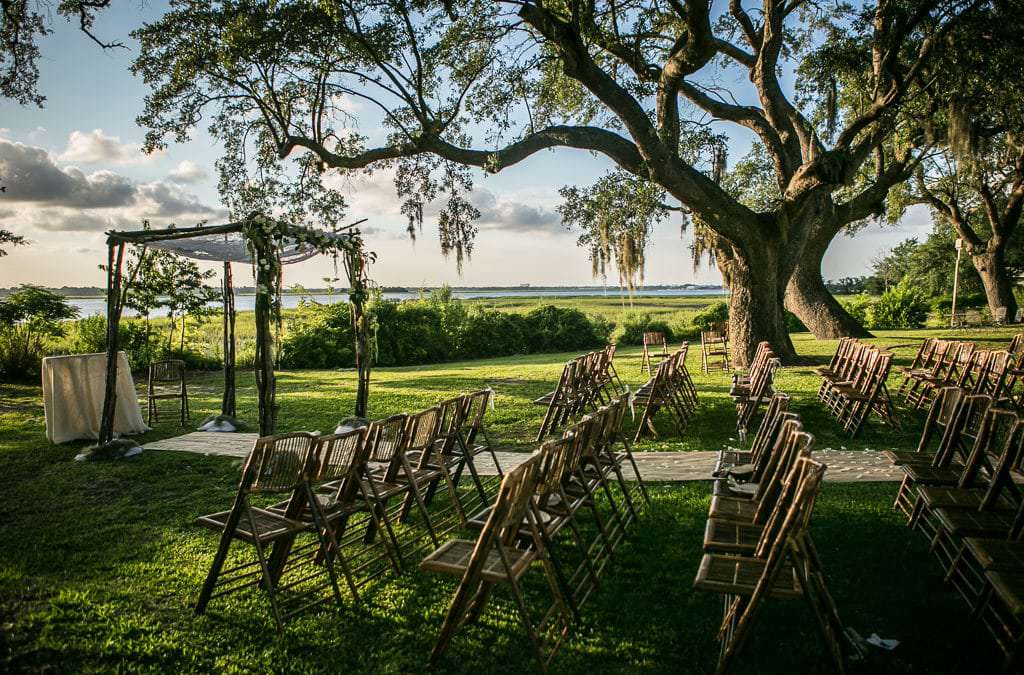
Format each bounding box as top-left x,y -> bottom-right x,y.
2,326 -> 1021,672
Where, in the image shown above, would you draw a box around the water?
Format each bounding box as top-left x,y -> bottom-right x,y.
67,287 -> 725,318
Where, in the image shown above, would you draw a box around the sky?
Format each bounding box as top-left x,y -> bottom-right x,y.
0,4 -> 936,291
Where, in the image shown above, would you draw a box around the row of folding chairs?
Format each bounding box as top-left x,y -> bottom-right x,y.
898,337 -> 1016,410
534,344 -> 623,440
421,396 -> 651,672
730,341 -> 781,440
697,393 -> 860,674
816,338 -> 899,436
633,343 -> 700,442
192,389 -> 502,632
885,388 -> 1024,672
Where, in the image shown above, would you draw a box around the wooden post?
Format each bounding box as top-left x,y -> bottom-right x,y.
253,246 -> 277,435
99,241 -> 126,444
221,261 -> 236,418
345,248 -> 371,418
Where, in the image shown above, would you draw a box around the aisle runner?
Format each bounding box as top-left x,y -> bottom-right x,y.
146,433 -> 902,482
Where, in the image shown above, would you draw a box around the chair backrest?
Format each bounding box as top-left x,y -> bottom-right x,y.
916,386 -> 965,456
748,393 -> 791,464
753,430 -> 816,531
474,454 -> 543,555
644,331 -> 666,348
975,418 -> 1024,511
982,350 -> 1012,399
955,404 -> 1014,488
406,406 -> 442,456
461,389 -> 492,446
365,413 -> 408,466
1010,333 -> 1024,356
536,433 -> 576,506
435,394 -> 468,455
149,359 -> 186,385
243,432 -> 318,494
909,337 -> 936,371
754,456 -> 827,559
751,418 -> 808,509
313,427 -> 368,503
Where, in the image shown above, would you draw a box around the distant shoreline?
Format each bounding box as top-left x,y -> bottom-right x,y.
2,284 -> 726,299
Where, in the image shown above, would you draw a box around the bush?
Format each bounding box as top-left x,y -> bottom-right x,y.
929,292 -> 987,314
67,315 -> 207,371
868,282 -> 929,329
785,310 -> 807,333
0,286 -> 79,379
617,312 -> 674,345
691,301 -> 729,330
840,294 -> 874,326
279,298 -> 610,369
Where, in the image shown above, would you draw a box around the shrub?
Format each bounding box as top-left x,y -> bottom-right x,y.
69,315 -> 169,370
691,301 -> 729,330
279,298 -> 610,368
617,312 -> 674,345
0,286 -> 79,379
840,294 -> 874,326
929,292 -> 987,314
868,282 -> 929,329
280,301 -> 355,369
785,310 -> 807,333
523,305 -> 610,352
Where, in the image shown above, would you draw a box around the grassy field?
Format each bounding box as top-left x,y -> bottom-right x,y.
1,326 -> 1021,672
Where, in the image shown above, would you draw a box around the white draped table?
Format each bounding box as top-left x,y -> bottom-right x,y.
42,352 -> 150,444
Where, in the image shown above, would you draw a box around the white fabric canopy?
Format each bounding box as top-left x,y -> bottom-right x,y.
146,229 -> 352,265
42,352 -> 150,444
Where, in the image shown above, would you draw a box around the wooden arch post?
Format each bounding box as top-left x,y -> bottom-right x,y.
252,242 -> 276,436
221,261 -> 236,418
99,239 -> 126,445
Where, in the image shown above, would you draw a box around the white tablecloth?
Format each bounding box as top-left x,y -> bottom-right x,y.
42,352 -> 150,444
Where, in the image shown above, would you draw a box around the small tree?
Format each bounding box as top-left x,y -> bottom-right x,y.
0,286 -> 79,378
160,255 -> 218,352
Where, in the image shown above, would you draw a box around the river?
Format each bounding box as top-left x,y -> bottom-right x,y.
65,287 -> 725,318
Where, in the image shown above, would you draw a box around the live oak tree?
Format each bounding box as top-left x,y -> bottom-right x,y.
133,0 -> 980,364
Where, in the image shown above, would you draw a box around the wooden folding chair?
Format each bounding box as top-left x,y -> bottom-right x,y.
701,322 -> 731,373
601,343 -> 625,395
672,343 -> 700,410
711,417 -> 804,513
394,406 -> 468,528
594,396 -> 651,513
828,349 -> 896,436
733,341 -> 772,398
422,454 -> 572,673
1010,333 -> 1024,356
360,413 -> 441,550
734,357 -> 780,440
147,358 -> 189,425
633,357 -> 691,442
194,432 -> 343,632
885,387 -> 966,466
896,337 -> 937,400
459,389 -> 504,480
695,457 -> 856,674
535,359 -> 579,440
717,393 -> 791,472
640,330 -> 668,375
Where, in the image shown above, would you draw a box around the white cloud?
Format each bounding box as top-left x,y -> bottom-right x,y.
168,160 -> 208,184
57,129 -> 159,165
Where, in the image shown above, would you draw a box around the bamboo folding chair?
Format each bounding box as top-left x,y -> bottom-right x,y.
980,350 -> 1014,403
826,349 -> 897,436
194,432 -> 343,632
945,499 -> 1024,615
535,359 -> 580,440
394,406 -> 468,529
818,341 -> 868,409
703,429 -> 814,555
974,566 -> 1024,673
668,343 -> 700,410
601,343 -> 625,395
268,428 -> 402,593
911,342 -> 976,409
421,455 -> 573,673
147,358 -> 190,425
734,357 -> 781,440
701,322 -> 731,373
896,337 -> 938,400
695,457 -> 856,675
910,410 -> 1023,541
901,339 -> 952,406
716,393 -> 791,473
710,417 -> 804,513
923,415 -> 1024,570
732,341 -> 772,398
459,389 -> 504,480
892,393 -> 993,517
885,387 -> 966,466
640,330 -> 669,374
1010,333 -> 1024,356
633,356 -> 691,442
431,394 -> 489,512
360,413 -> 441,550
593,396 -> 651,512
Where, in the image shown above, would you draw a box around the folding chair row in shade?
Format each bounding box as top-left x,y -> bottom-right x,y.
898,336 -> 1021,410
884,387 -> 1024,672
730,341 -> 781,439
534,344 -> 624,440
695,393 -> 861,674
421,396 -> 651,672
632,343 -> 699,442
192,389 -> 502,632
815,338 -> 899,437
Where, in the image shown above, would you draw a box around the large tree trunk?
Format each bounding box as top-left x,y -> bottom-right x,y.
785,229 -> 873,339
727,244 -> 798,367
972,247 -> 1019,322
